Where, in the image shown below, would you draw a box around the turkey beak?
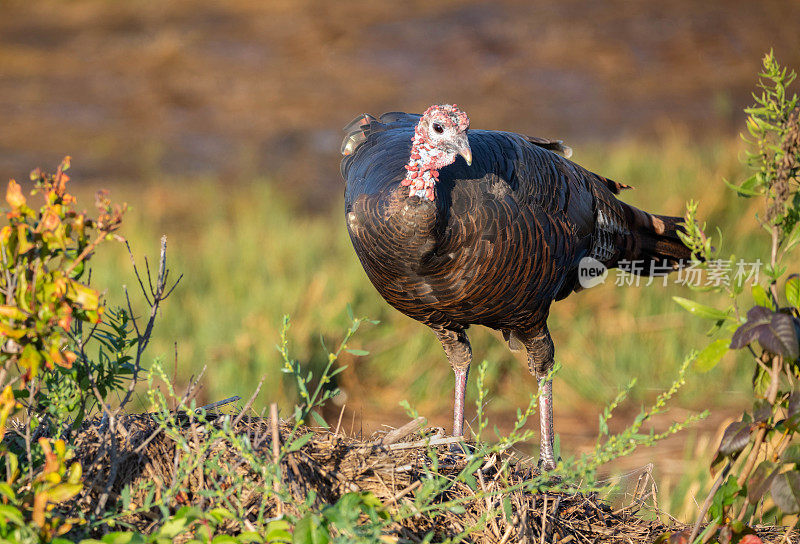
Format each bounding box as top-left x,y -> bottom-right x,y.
457,137 -> 472,166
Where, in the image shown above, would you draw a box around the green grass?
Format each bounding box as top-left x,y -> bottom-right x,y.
83,135 -> 758,433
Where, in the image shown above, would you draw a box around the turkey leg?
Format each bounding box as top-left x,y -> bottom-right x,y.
523,327 -> 557,470
453,366 -> 470,436
537,375 -> 556,469
435,328 -> 473,437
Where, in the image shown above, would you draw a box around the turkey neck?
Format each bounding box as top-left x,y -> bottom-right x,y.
400,125 -> 441,202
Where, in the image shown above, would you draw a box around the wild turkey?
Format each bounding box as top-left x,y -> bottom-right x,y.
340,104 -> 691,469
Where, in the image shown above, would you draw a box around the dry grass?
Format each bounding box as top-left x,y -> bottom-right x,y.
68,411 -> 794,543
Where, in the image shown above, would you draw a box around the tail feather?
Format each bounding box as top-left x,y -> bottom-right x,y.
614,204 -> 694,275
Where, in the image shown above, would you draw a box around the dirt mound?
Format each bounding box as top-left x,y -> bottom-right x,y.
65,410 -> 790,543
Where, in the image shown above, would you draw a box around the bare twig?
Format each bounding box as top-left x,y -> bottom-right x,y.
689,462 -> 731,543
232,376 -> 265,428
64,232 -> 106,277
334,404 -> 346,437
379,417 -> 427,446
391,480 -> 421,502
387,434 -> 455,451
270,403 -> 283,517
117,236 -> 182,414
540,494 -> 548,544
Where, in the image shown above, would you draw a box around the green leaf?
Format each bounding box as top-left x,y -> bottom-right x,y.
502,496 -> 513,522
157,507 -> 202,539
709,476 -> 741,522
695,339 -> 730,372
0,483 -> 16,501
264,519 -> 292,543
786,274 -> 800,308
287,432 -> 314,452
292,514 -> 329,544
0,505 -> 24,526
724,175 -> 762,197
100,533 -> 147,544
207,507 -> 234,523
310,410 -> 330,429
211,536 -> 239,544
751,285 -> 775,310
672,297 -> 730,321
345,348 -> 369,356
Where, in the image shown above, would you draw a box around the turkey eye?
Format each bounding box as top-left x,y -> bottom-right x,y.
432,123 -> 444,134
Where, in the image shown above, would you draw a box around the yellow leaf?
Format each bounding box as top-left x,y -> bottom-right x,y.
0,305 -> 25,320
67,461 -> 82,484
0,323 -> 26,339
19,344 -> 43,379
46,483 -> 81,503
67,280 -> 100,311
16,224 -> 33,254
0,385 -> 18,438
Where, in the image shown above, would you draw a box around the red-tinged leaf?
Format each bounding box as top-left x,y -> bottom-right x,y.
787,391 -> 800,431
718,420 -> 753,457
752,399 -> 771,423
5,179 -> 26,208
57,304 -> 73,331
38,438 -> 59,474
747,461 -> 778,503
61,350 -> 77,368
32,492 -> 47,527
738,535 -> 763,544
40,210 -> 61,231
730,306 -> 799,358
659,528 -> 691,544
770,470 -> 800,514
782,444 -> 800,464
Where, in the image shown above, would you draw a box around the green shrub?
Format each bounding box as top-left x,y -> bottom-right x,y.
669,51 -> 800,543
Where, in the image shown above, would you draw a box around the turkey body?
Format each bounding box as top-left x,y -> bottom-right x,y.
341,111 -> 690,468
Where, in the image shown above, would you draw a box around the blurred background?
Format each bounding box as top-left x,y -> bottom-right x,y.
3,0 -> 800,519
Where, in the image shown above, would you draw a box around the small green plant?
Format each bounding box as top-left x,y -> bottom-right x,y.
277,306 -> 377,432
670,51 -> 800,542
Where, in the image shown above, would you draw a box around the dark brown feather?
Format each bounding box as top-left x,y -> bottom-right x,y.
341,110 -> 691,363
